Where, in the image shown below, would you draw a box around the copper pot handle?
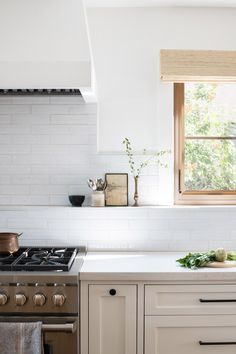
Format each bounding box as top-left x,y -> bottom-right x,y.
17,233 -> 23,238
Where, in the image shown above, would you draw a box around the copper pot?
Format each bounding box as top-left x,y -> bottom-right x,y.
0,233 -> 22,254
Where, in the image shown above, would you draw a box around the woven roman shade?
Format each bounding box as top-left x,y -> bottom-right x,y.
160,49 -> 236,82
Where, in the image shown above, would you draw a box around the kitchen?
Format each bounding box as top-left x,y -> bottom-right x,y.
0,0 -> 236,353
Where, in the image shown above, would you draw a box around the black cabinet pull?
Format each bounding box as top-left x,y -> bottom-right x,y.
199,341 -> 236,345
109,289 -> 116,296
199,299 -> 236,303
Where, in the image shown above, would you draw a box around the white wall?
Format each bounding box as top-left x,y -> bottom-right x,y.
86,7 -> 236,202
87,7 -> 236,152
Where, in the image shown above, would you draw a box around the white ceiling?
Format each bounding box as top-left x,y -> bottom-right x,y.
85,0 -> 236,7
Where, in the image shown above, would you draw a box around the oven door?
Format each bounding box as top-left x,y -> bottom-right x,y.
0,316 -> 78,354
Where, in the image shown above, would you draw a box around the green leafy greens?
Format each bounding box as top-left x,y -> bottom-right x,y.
177,249 -> 236,270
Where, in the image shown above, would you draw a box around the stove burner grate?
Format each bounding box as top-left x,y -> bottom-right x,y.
0,247 -> 79,271
0,253 -> 13,262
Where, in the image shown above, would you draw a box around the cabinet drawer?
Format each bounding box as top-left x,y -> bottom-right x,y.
145,315 -> 236,354
145,285 -> 236,315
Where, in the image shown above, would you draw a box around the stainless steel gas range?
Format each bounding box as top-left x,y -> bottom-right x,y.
0,246 -> 86,354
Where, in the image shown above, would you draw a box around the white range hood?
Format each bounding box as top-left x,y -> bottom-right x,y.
0,0 -> 95,101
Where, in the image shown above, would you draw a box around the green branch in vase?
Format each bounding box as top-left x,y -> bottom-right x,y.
123,138 -> 170,177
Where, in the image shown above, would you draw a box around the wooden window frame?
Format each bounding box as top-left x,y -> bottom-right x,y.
174,83 -> 236,205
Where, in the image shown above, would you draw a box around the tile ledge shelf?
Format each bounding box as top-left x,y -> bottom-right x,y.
0,205 -> 235,211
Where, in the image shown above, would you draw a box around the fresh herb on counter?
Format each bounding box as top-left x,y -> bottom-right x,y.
177,248 -> 236,269
177,251 -> 216,269
227,252 -> 236,261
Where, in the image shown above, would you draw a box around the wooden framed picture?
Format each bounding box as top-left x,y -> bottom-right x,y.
105,173 -> 128,206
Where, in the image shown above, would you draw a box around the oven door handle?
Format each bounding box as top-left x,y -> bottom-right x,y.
42,322 -> 76,333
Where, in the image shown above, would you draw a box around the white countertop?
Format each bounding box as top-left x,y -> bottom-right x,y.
80,252 -> 236,281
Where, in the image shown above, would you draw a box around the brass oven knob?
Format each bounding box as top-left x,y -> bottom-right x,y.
15,294 -> 27,306
52,294 -> 66,307
33,293 -> 46,306
0,293 -> 8,305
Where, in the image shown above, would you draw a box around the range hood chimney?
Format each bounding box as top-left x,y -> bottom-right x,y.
0,0 -> 95,101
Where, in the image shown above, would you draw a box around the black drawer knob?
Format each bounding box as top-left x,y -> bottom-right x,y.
109,289 -> 116,296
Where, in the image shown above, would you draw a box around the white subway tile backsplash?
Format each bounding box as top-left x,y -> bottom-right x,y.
0,145 -> 31,154
50,114 -> 96,125
0,96 -> 235,251
31,125 -> 52,134
68,104 -> 97,115
67,125 -> 96,134
0,155 -> 11,164
30,185 -> 69,195
0,165 -> 31,174
0,125 -> 31,134
190,230 -> 230,241
127,240 -> 169,252
11,114 -> 50,125
49,96 -> 84,105
149,230 -> 190,241
31,164 -> 89,175
168,218 -> 200,231
11,175 -> 49,185
0,115 -> 11,124
12,154 -> 49,165
230,231 -> 236,239
31,145 -> 68,154
0,135 -> 50,145
30,135 -> 51,145
0,105 -> 31,114
32,105 -> 69,114
129,218 -> 168,231
0,206 -> 234,251
68,186 -> 89,198
49,195 -> 70,205
28,196 -> 50,205
169,240 -> 209,252
208,241 -> 236,251
0,176 -> 10,184
0,185 -> 30,195
0,218 -> 7,228
7,217 -> 47,229
50,134 -> 89,145
12,96 -> 50,105
0,196 -> 11,205
0,98 -> 13,104
50,175 -> 88,185
48,126 -> 71,134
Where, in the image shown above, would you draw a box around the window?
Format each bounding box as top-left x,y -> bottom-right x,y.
174,83 -> 236,204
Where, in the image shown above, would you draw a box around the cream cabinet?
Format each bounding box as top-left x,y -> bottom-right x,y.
144,284 -> 236,354
81,281 -> 236,354
145,315 -> 236,354
88,284 -> 137,354
145,284 -> 236,315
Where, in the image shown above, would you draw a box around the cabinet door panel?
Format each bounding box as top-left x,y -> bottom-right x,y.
145,315 -> 236,354
89,285 -> 137,354
145,285 -> 236,315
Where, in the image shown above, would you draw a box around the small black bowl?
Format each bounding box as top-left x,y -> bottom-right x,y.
69,195 -> 85,207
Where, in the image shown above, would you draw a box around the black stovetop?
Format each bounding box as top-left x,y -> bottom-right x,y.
0,247 -> 80,271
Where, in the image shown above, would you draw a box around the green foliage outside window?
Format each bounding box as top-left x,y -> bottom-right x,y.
184,83 -> 236,191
